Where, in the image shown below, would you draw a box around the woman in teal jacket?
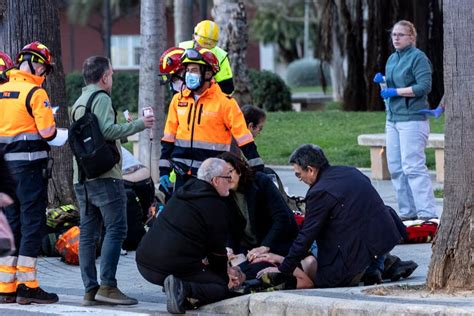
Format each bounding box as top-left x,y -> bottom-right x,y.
375,20 -> 438,221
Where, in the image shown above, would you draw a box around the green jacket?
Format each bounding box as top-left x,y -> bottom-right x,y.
71,84 -> 145,183
385,45 -> 432,122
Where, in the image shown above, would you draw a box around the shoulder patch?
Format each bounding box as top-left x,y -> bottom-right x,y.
178,102 -> 188,107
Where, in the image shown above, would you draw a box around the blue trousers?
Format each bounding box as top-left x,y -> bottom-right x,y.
386,120 -> 437,218
74,178 -> 127,292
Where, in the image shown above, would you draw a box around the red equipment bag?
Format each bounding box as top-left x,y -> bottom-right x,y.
293,211 -> 305,228
405,220 -> 438,243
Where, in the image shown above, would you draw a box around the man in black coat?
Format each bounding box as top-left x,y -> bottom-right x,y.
136,158 -> 240,314
255,144 -> 416,288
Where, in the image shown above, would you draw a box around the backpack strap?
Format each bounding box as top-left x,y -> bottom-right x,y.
25,86 -> 42,118
85,90 -> 117,124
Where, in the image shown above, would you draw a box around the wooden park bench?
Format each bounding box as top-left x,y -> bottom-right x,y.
357,133 -> 444,182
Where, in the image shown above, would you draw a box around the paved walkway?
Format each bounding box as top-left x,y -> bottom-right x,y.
2,168 -> 469,315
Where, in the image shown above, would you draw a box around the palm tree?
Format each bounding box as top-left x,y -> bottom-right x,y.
138,0 -> 166,181
173,0 -> 194,45
0,0 -> 73,205
212,0 -> 253,106
427,0 -> 474,291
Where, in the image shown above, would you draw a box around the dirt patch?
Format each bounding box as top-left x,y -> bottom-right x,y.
363,284 -> 474,299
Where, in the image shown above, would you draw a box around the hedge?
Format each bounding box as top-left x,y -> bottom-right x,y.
66,69 -> 293,112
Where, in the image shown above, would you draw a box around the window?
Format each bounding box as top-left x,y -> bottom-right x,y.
111,35 -> 141,69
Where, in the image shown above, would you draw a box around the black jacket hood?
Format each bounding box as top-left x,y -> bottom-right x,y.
175,177 -> 220,200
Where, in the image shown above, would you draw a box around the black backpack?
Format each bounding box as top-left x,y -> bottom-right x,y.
68,90 -> 120,181
263,167 -> 306,214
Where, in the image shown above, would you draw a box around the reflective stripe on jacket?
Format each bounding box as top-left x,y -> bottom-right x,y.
0,70 -> 56,162
160,83 -> 262,174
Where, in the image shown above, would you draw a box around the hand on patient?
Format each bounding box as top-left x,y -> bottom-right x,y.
250,252 -> 284,265
256,266 -> 280,279
246,246 -> 270,262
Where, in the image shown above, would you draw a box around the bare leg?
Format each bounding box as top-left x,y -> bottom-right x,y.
294,256 -> 317,289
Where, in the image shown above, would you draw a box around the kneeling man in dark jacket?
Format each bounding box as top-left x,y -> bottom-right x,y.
254,144 -> 414,289
136,158 -> 238,313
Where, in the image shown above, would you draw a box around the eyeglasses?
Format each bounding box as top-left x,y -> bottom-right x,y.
216,175 -> 232,182
391,33 -> 409,38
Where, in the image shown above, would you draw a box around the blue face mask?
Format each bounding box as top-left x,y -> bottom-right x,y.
185,72 -> 201,90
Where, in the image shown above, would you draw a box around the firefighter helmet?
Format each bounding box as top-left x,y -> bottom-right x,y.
193,20 -> 219,49
159,47 -> 185,75
181,48 -> 220,74
0,51 -> 14,83
16,41 -> 53,74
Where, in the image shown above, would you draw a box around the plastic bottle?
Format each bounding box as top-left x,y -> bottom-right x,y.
379,76 -> 388,111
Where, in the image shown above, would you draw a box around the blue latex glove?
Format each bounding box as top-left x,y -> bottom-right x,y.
159,175 -> 172,193
157,205 -> 165,216
373,72 -> 385,84
381,88 -> 398,99
418,105 -> 444,118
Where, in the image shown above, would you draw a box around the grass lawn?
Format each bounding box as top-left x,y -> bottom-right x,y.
124,106 -> 445,170
255,109 -> 445,169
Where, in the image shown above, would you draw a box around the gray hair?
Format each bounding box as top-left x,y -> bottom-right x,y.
197,158 -> 227,183
288,144 -> 329,170
82,56 -> 111,84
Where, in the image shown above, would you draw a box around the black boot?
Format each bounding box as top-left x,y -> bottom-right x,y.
361,269 -> 383,286
16,284 -> 58,305
164,275 -> 189,314
383,258 -> 418,282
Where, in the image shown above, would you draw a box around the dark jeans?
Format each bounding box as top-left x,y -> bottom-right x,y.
74,178 -> 127,292
137,264 -> 230,305
5,160 -> 47,257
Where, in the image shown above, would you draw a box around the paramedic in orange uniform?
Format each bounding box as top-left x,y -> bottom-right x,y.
159,48 -> 263,192
0,42 -> 58,304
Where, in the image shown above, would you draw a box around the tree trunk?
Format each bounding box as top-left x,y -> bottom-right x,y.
365,0 -> 395,111
212,0 -> 252,106
313,0 -> 346,102
329,29 -> 345,102
0,0 -> 74,206
102,0 -> 112,58
337,0 -> 366,111
173,0 -> 194,45
427,0 -> 474,290
138,0 -> 166,182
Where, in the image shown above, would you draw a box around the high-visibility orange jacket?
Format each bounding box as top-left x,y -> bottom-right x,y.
159,83 -> 263,175
0,69 -> 56,164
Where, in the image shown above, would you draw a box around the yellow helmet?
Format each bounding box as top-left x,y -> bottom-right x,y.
194,20 -> 219,49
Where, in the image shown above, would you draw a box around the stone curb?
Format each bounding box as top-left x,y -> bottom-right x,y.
201,289 -> 474,316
